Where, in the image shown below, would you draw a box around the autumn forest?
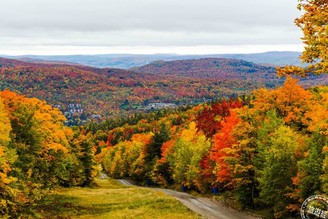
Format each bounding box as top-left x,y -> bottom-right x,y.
1,0 -> 328,218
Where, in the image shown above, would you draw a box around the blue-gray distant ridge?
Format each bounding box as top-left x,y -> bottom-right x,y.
1,51 -> 302,69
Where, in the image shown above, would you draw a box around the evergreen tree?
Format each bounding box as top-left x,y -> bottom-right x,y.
145,123 -> 170,163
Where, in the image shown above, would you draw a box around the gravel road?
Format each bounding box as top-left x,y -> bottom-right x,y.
100,172 -> 108,179
117,179 -> 260,219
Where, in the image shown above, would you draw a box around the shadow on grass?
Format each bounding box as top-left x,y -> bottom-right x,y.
36,192 -> 182,218
36,194 -> 83,218
36,193 -> 116,218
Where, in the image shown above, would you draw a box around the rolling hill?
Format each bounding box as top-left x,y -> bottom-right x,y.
131,58 -> 327,87
130,58 -> 277,80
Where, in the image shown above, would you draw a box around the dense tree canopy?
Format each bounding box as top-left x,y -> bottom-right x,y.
98,77 -> 328,218
0,91 -> 98,217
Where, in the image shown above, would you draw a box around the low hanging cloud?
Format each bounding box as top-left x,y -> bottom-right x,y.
0,0 -> 303,54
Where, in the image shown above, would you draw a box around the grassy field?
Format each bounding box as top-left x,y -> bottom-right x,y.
37,178 -> 200,218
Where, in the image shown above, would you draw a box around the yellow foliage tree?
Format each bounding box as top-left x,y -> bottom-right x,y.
0,97 -> 16,216
252,76 -> 312,127
0,97 -> 12,185
0,90 -> 73,187
277,0 -> 328,76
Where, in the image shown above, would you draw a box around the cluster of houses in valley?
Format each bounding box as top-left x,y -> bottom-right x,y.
53,103 -> 88,126
63,103 -> 83,117
53,103 -> 103,126
142,99 -> 213,110
145,102 -> 177,110
53,99 -> 212,126
67,103 -> 83,113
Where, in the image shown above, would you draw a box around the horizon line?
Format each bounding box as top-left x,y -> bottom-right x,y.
0,50 -> 302,57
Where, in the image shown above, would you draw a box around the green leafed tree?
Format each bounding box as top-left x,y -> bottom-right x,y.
259,126 -> 301,218
145,122 -> 170,163
0,97 -> 17,216
168,122 -> 211,192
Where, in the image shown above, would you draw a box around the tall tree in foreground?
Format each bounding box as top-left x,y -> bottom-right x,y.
0,91 -> 98,217
259,126 -> 302,218
0,98 -> 16,216
227,108 -> 259,209
1,90 -> 73,188
169,122 -> 211,192
143,122 -> 170,182
277,0 -> 328,76
211,111 -> 240,185
144,122 -> 170,163
71,130 -> 97,186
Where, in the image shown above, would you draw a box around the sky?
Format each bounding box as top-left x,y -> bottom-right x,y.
0,0 -> 303,55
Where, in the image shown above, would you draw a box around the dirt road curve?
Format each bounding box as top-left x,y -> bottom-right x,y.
117,179 -> 260,219
117,179 -> 134,186
100,172 -> 108,179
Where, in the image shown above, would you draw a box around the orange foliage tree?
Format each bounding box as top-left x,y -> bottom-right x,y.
196,99 -> 243,138
277,0 -> 328,77
211,111 -> 240,184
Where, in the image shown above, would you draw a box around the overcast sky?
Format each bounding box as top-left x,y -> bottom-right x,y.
0,0 -> 303,55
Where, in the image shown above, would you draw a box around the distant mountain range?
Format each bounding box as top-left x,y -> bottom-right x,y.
0,56 -> 325,118
1,51 -> 302,69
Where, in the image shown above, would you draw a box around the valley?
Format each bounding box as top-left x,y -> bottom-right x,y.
1,0 -> 328,218
1,56 -> 327,125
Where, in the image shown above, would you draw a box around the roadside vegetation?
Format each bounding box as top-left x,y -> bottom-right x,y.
36,178 -> 199,219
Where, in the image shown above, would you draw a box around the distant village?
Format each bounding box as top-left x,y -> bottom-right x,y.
54,99 -> 213,126
53,103 -> 101,126
142,102 -> 177,110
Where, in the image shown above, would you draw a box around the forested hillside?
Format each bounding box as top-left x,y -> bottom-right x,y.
97,77 -> 328,218
0,91 -> 98,217
130,58 -> 277,79
131,58 -> 328,86
1,0 -> 327,218
1,57 -> 327,121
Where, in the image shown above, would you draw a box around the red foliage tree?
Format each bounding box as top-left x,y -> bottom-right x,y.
196,99 -> 243,138
211,111 -> 241,183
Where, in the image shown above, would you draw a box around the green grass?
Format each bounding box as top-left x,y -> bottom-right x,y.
37,178 -> 200,218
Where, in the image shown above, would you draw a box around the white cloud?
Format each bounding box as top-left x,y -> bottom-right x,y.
0,0 -> 304,55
